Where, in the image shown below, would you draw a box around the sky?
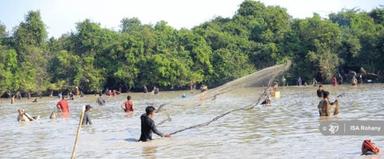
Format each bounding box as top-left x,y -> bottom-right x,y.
0,0 -> 382,38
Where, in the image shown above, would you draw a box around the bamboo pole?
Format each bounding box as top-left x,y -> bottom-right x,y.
71,106 -> 85,159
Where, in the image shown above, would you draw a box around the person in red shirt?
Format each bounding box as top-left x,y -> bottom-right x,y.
121,95 -> 134,112
56,96 -> 70,113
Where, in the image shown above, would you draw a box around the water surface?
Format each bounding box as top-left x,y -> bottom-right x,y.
0,84 -> 383,159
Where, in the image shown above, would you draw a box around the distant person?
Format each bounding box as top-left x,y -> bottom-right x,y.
337,73 -> 343,84
316,85 -> 325,98
96,93 -> 106,106
17,109 -> 39,122
16,91 -> 22,100
318,91 -> 339,116
56,96 -> 70,113
107,90 -> 112,96
352,75 -> 358,86
69,92 -> 74,100
281,76 -> 287,86
312,78 -> 318,86
200,85 -> 208,92
75,86 -> 80,96
362,139 -> 380,155
122,95 -> 134,112
331,76 -> 338,86
359,74 -> 363,84
297,77 -> 302,86
11,95 -> 15,104
143,85 -> 148,93
82,105 -> 93,125
58,92 -> 62,99
153,87 -> 159,95
139,106 -> 170,142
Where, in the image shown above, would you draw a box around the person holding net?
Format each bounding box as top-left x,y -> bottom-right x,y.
139,106 -> 170,142
318,91 -> 339,116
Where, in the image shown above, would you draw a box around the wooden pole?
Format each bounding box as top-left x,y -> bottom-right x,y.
71,106 -> 85,159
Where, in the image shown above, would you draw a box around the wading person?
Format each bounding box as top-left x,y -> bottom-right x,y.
312,78 -> 318,86
121,95 -> 134,112
96,93 -> 106,106
359,74 -> 363,84
317,85 -> 324,98
82,105 -> 93,125
11,95 -> 15,104
281,76 -> 287,86
297,77 -> 302,86
331,76 -> 338,86
318,91 -> 339,116
57,96 -> 70,113
17,109 -> 39,122
352,75 -> 358,86
153,86 -> 159,95
139,106 -> 170,142
337,73 -> 343,84
69,92 -> 74,100
143,85 -> 148,93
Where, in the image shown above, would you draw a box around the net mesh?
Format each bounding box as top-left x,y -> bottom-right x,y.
168,61 -> 292,135
156,61 -> 292,112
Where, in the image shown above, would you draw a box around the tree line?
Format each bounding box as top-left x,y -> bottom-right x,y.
0,0 -> 383,96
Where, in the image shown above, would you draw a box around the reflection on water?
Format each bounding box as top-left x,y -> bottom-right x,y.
1,84 -> 384,158
142,145 -> 157,159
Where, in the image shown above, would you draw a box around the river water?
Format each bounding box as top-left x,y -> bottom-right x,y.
1,84 -> 383,159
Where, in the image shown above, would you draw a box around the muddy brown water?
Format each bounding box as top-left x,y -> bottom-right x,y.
0,84 -> 383,159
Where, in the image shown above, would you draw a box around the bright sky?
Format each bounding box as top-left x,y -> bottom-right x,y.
0,0 -> 382,37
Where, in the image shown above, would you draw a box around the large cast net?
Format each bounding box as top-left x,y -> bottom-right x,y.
156,61 -> 292,112
167,61 -> 292,135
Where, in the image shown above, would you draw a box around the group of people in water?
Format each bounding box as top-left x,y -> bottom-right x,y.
16,89 -> 171,142
316,83 -> 381,155
13,78 -> 382,155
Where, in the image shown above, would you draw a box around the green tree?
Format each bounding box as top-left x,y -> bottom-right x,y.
290,14 -> 341,82
13,11 -> 47,58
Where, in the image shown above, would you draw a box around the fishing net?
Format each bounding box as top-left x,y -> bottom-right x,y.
156,60 -> 292,112
168,61 -> 292,135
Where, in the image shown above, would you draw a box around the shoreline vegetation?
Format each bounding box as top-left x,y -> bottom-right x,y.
0,0 -> 384,98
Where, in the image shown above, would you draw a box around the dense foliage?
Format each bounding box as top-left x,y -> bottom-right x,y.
0,1 -> 383,96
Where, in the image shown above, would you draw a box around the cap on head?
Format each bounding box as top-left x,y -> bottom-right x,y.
145,106 -> 156,115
